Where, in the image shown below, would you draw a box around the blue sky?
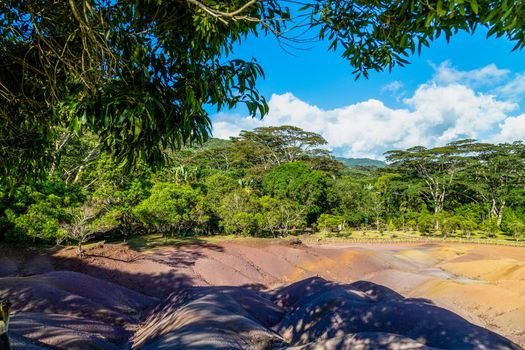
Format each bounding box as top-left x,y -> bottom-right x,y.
212,27 -> 525,159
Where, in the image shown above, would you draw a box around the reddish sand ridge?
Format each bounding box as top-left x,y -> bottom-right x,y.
294,242 -> 525,346
154,240 -> 525,346
132,240 -> 525,346
0,240 -> 524,349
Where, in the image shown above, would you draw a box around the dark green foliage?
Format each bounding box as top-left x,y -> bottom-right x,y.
335,157 -> 387,168
418,206 -> 435,235
262,162 -> 333,224
308,0 -> 525,78
317,214 -> 344,232
1,178 -> 84,243
0,0 -> 288,184
133,183 -> 204,235
217,189 -> 262,236
0,125 -> 524,243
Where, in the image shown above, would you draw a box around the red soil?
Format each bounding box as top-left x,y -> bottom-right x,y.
0,239 -> 523,349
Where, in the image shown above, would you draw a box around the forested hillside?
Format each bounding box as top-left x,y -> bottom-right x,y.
335,157 -> 386,168
1,125 -> 524,248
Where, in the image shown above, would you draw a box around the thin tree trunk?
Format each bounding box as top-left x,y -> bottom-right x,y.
490,197 -> 498,219
497,201 -> 506,227
0,299 -> 11,350
48,132 -> 72,177
77,241 -> 85,259
434,204 -> 441,231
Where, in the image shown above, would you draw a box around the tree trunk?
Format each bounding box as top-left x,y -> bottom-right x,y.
77,241 -> 85,259
434,204 -> 441,231
0,299 -> 11,350
490,198 -> 498,219
497,201 -> 506,227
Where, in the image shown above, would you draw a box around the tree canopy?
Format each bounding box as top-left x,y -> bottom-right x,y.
2,125 -> 524,244
2,1 -> 525,184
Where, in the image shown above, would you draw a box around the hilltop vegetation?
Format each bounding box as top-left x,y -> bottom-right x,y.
335,157 -> 387,168
1,125 -> 524,250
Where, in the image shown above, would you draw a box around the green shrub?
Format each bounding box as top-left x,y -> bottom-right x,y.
418,213 -> 434,234
502,210 -> 525,240
5,198 -> 69,243
507,220 -> 525,240
133,183 -> 203,235
221,212 -> 261,236
317,214 -> 344,232
481,218 -> 500,237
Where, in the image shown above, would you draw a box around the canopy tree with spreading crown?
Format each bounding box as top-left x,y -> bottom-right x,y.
1,0 -> 524,186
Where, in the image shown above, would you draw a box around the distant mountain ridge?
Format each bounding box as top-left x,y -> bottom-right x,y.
335,157 -> 386,168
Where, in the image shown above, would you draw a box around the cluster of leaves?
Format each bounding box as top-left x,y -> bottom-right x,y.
308,0 -> 525,78
0,0 -> 288,184
3,0 -> 525,188
1,125 -> 525,246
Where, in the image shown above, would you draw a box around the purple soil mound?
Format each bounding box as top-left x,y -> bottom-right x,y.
133,286 -> 285,349
192,286 -> 285,328
273,276 -> 340,310
8,333 -> 48,350
1,264 -> 521,349
132,277 -> 521,349
288,332 -> 436,350
275,277 -> 521,350
10,313 -> 129,348
0,271 -> 157,326
0,270 -> 158,349
40,271 -> 158,316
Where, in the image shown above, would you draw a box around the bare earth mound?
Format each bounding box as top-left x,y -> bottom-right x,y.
0,240 -> 524,349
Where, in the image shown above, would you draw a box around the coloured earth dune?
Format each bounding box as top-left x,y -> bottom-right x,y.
0,240 -> 524,349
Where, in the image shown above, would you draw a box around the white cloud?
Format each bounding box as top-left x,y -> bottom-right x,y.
432,61 -> 509,86
381,81 -> 404,93
497,73 -> 525,99
404,83 -> 516,144
211,112 -> 259,140
491,114 -> 525,143
212,62 -> 524,159
381,80 -> 406,102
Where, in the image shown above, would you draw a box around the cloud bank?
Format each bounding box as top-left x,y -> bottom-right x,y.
212,62 -> 525,159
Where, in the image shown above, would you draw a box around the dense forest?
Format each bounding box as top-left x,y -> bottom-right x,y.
1,125 -> 524,250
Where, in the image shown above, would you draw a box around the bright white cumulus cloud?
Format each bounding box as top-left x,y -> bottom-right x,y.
212,62 -> 525,159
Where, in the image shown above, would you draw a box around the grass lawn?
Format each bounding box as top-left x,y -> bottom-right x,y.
305,229 -> 525,246
123,229 -> 525,252
125,233 -> 261,252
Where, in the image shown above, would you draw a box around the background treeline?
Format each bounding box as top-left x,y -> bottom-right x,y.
1,125 -> 524,247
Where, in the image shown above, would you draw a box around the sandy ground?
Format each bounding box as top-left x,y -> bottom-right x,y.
0,240 -> 523,349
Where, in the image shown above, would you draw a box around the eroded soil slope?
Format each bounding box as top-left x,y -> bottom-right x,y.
0,240 -> 523,349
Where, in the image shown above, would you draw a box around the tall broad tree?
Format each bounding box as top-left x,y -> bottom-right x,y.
262,161 -> 333,224
385,141 -> 471,229
463,142 -> 525,226
231,126 -> 331,171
